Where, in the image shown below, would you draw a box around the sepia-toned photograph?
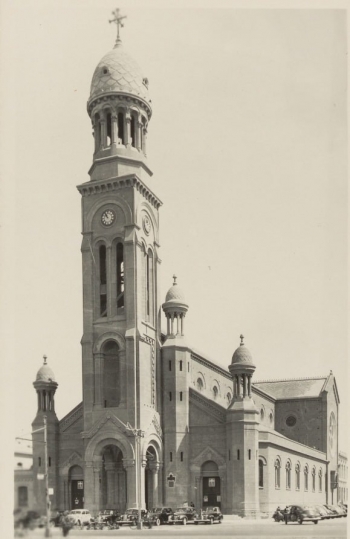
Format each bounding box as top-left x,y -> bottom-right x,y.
1,1 -> 347,537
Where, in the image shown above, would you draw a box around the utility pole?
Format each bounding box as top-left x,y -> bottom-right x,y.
43,415 -> 51,537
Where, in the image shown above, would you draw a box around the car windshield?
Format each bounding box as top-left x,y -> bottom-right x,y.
126,509 -> 138,515
205,507 -> 217,511
69,511 -> 80,514
175,508 -> 186,513
151,508 -> 163,513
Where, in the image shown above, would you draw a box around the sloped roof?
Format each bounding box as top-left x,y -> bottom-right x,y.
253,376 -> 328,399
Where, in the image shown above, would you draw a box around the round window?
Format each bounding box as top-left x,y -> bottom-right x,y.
286,415 -> 297,427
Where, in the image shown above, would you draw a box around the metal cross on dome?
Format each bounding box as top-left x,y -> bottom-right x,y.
109,8 -> 127,42
173,274 -> 177,285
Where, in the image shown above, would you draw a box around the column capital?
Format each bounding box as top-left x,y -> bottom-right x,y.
122,458 -> 135,469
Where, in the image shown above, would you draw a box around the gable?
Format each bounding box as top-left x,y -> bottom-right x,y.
189,388 -> 225,425
59,402 -> 83,433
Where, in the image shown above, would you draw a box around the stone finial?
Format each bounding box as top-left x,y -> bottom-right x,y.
172,274 -> 177,285
240,334 -> 244,346
43,355 -> 47,365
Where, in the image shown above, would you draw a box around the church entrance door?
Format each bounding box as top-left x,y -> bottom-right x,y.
201,460 -> 221,508
68,465 -> 84,509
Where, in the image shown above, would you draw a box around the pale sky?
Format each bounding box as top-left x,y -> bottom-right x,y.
1,1 -> 347,456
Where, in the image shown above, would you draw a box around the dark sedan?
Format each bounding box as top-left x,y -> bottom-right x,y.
148,507 -> 174,526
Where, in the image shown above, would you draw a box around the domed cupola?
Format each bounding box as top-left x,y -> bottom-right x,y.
229,335 -> 256,399
162,275 -> 189,338
33,356 -> 58,414
87,9 -> 152,164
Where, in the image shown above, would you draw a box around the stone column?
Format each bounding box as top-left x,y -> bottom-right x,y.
170,314 -> 174,335
119,350 -> 126,405
150,463 -> 160,507
93,352 -> 104,406
136,119 -> 142,150
140,457 -> 147,509
142,125 -> 147,156
243,374 -> 247,397
93,458 -> 103,511
237,375 -> 241,397
106,245 -> 112,318
166,316 -> 170,336
247,375 -> 252,397
105,463 -> 116,507
100,119 -> 107,149
123,458 -> 136,509
84,461 -> 94,514
125,112 -> 131,147
111,115 -> 118,146
181,314 -> 185,336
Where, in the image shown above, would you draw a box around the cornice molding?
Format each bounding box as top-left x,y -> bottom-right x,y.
189,388 -> 225,423
77,174 -> 162,210
59,402 -> 83,433
191,351 -> 231,381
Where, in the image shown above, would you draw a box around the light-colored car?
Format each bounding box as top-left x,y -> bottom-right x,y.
68,509 -> 93,526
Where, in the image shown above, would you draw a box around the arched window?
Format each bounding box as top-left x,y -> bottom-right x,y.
304,464 -> 309,491
18,486 -> 28,507
286,461 -> 291,489
116,242 -> 124,311
295,462 -> 300,490
213,386 -> 218,400
197,378 -> 203,391
319,468 -> 323,492
226,392 -> 232,404
259,459 -> 264,488
103,341 -> 120,407
274,458 -> 281,489
118,111 -> 125,144
146,249 -> 154,324
260,407 -> 265,421
99,244 -> 107,317
312,467 -> 316,492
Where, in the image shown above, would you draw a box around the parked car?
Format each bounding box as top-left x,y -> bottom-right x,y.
168,506 -> 197,525
327,504 -> 346,517
14,510 -> 42,530
313,505 -> 331,520
195,506 -> 223,524
116,508 -> 148,526
147,507 -> 174,526
284,505 -> 320,525
68,509 -> 93,526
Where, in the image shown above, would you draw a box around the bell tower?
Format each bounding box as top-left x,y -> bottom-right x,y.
77,12 -> 162,512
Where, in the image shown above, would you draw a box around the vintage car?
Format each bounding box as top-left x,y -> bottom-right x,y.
116,508 -> 148,526
168,506 -> 197,525
147,507 -> 174,526
68,509 -> 94,526
195,506 -> 223,524
284,505 -> 320,524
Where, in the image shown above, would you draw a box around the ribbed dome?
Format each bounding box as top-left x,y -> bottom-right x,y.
89,42 -> 150,103
36,363 -> 56,383
165,283 -> 186,302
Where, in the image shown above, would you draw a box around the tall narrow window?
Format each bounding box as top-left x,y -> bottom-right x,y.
248,449 -> 251,460
169,392 -> 172,401
180,452 -> 183,462
38,457 -> 41,467
94,113 -> 101,151
229,450 -> 231,461
130,115 -> 136,147
180,392 -> 183,401
179,360 -> 183,371
49,457 -> 51,467
237,449 -> 240,460
259,459 -> 264,488
118,112 -> 124,144
18,486 -> 28,507
275,459 -> 281,488
169,360 -> 172,371
99,245 -> 107,317
312,467 -> 316,492
295,463 -> 300,490
286,461 -> 291,489
304,465 -> 309,491
170,452 -> 172,462
116,243 -> 124,310
106,112 -> 112,146
318,469 -> 322,492
42,390 -> 47,411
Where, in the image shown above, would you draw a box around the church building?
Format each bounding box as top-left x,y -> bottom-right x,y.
30,14 -> 343,518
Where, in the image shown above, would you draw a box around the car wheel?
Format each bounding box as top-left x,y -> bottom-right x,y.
209,518 -> 214,525
298,517 -> 303,525
183,518 -> 187,525
314,520 -> 318,524
155,518 -> 160,526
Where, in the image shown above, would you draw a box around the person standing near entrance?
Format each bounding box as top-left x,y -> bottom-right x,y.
60,511 -> 74,537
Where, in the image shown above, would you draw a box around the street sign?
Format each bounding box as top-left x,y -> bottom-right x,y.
48,488 -> 54,495
37,473 -> 45,480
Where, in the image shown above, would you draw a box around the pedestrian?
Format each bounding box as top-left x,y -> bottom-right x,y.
60,511 -> 74,537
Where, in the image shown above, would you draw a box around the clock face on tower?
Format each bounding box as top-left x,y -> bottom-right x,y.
101,209 -> 116,227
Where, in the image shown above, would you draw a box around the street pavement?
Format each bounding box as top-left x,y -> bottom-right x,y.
15,518 -> 347,539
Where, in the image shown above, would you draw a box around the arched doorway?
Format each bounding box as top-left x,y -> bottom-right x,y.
100,444 -> 126,512
201,461 -> 221,508
144,446 -> 158,510
69,465 -> 84,509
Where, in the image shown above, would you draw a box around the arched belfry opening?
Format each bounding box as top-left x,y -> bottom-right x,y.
102,341 -> 120,408
201,460 -> 221,508
100,445 -> 126,512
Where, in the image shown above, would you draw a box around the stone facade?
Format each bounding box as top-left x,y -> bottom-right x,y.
28,25 -> 346,518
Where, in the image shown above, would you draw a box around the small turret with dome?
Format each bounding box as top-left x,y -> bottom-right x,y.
229,335 -> 256,399
87,9 -> 152,170
162,275 -> 189,338
33,355 -> 58,415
